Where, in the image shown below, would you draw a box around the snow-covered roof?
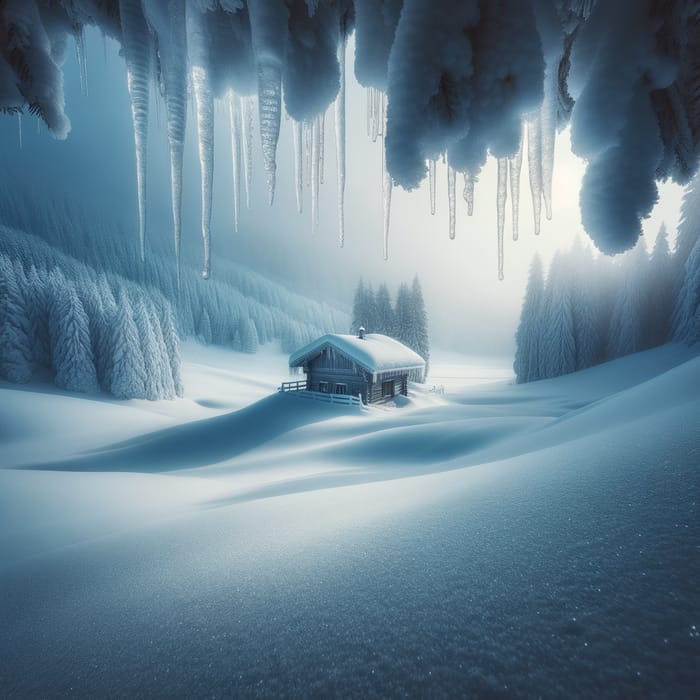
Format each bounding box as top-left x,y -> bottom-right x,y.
289,334 -> 425,375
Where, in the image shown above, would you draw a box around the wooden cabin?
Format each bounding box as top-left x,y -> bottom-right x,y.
287,330 -> 426,405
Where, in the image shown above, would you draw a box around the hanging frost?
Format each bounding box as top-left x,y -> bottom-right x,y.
497,157 -> 508,280
257,61 -> 282,204
293,119 -> 303,214
448,165 -> 456,240
463,172 -> 475,216
429,159 -> 436,215
187,5 -> 214,279
17,112 -> 22,149
304,119 -> 312,187
527,113 -> 543,235
119,0 -> 151,263
540,67 -> 557,221
143,0 -> 188,281
319,110 -> 325,185
228,91 -> 242,233
75,28 -> 88,96
242,96 -> 254,209
311,116 -> 320,233
335,31 -> 346,247
382,94 -> 392,260
247,0 -> 288,207
509,126 -> 524,241
192,65 -> 214,279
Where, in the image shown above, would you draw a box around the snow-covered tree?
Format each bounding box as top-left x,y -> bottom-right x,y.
48,280 -> 98,393
514,254 -> 544,383
607,243 -> 649,359
541,252 -> 576,378
26,265 -> 51,370
645,224 -> 674,347
239,316 -> 259,354
158,300 -> 184,398
375,283 -> 395,337
110,291 -> 147,399
0,254 -> 32,383
673,234 -> 700,345
133,297 -> 163,401
393,282 -> 412,347
569,241 -> 602,370
409,276 -> 429,380
198,307 -> 213,345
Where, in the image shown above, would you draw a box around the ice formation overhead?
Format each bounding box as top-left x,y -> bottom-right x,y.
1,0 -> 699,276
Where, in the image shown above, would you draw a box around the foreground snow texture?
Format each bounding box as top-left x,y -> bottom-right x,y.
1,343 -> 699,696
2,2 -> 700,270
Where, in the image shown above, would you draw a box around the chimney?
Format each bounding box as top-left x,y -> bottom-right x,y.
358,326 -> 365,340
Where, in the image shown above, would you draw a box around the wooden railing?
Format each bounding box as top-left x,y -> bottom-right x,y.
278,382 -> 363,407
279,379 -> 308,392
295,390 -> 363,407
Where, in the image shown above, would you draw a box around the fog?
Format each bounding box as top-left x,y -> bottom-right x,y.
0,30 -> 684,357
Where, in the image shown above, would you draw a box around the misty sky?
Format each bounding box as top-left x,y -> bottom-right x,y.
0,30 -> 685,356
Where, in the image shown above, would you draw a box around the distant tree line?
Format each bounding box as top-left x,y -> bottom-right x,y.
351,276 -> 430,380
0,184 -> 348,355
514,205 -> 700,383
0,226 -> 182,399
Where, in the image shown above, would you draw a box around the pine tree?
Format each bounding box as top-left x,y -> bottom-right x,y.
568,242 -> 601,371
0,254 -> 32,383
133,297 -> 163,401
394,283 -> 412,347
607,243 -> 649,359
26,265 -> 51,370
375,283 -> 395,337
49,281 -> 98,393
109,291 -> 147,399
673,234 -> 700,344
514,254 -> 544,383
158,300 -> 184,398
645,224 -> 674,347
239,316 -> 259,353
410,276 -> 430,381
149,305 -> 176,399
541,252 -> 576,378
198,307 -> 213,345
95,274 -> 118,391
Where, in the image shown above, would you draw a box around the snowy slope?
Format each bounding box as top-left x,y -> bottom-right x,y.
1,343 -> 698,697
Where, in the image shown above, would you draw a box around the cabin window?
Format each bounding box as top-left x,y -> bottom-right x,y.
382,380 -> 395,398
319,381 -> 329,393
335,383 -> 347,395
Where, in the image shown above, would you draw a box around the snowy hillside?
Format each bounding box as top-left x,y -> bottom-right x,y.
1,344 -> 698,697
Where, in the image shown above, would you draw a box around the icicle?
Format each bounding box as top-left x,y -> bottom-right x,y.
382,93 -> 392,260
257,61 -> 282,205
497,158 -> 508,281
448,165 -> 456,240
463,173 -> 475,216
228,91 -> 242,232
527,114 -> 543,236
428,159 -> 437,215
166,6 -> 188,285
192,65 -> 214,279
17,112 -> 22,149
319,110 -> 325,185
509,126 -> 524,241
293,119 -> 303,214
541,68 -> 557,222
75,29 -> 88,96
241,96 -> 254,209
304,119 -> 312,187
119,0 -> 151,263
311,116 -> 320,233
369,87 -> 381,143
335,31 -> 346,247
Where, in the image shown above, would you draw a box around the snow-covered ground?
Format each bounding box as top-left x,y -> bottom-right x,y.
1,342 -> 698,697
